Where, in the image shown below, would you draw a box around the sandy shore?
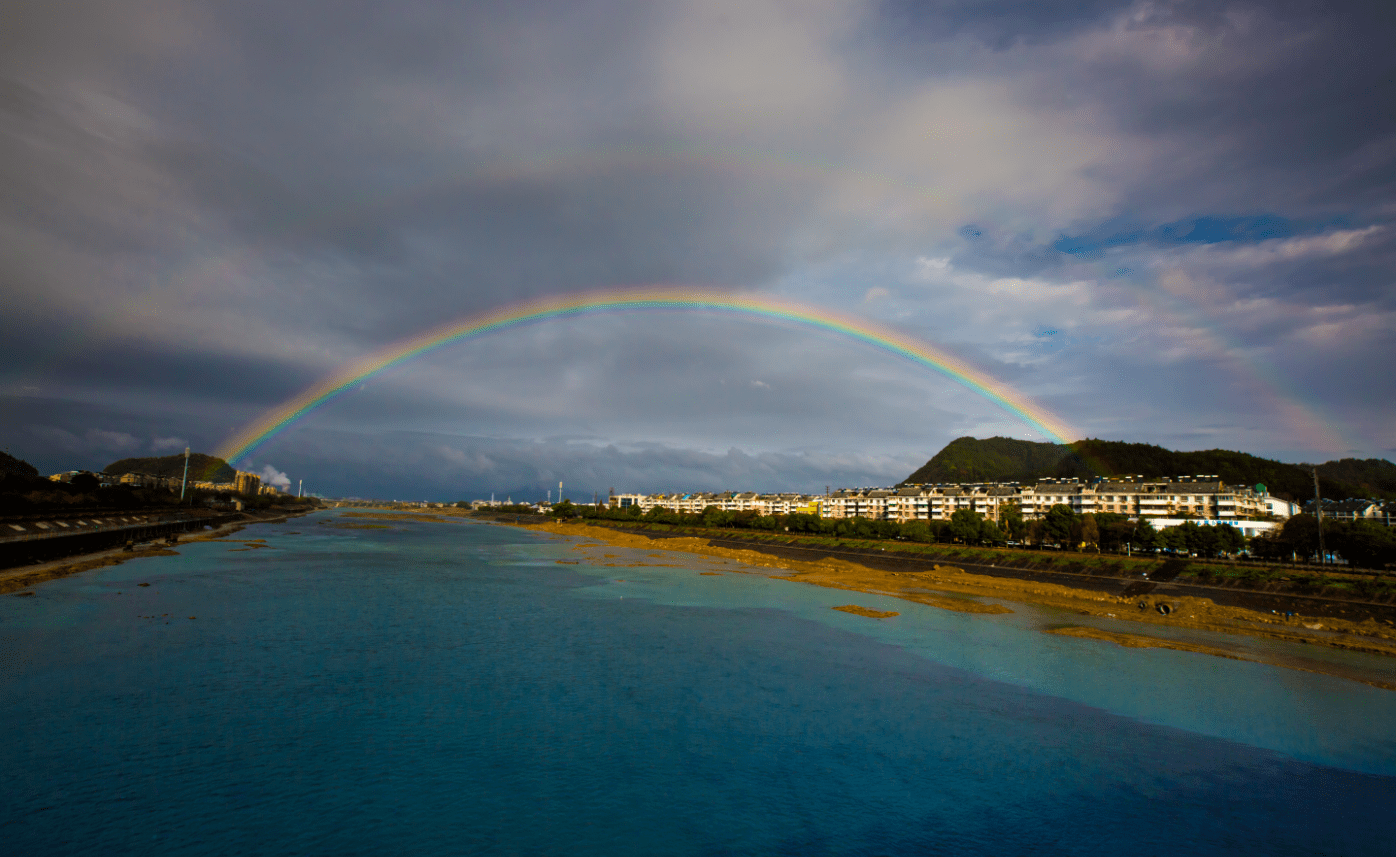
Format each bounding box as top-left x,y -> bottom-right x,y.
515,519 -> 1396,690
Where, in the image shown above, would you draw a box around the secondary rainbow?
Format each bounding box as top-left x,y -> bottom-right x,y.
216,288 -> 1079,465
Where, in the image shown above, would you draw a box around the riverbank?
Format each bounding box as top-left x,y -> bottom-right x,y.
513,518 -> 1396,689
0,510 -> 310,595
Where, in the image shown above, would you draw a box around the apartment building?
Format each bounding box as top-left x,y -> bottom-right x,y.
234,471 -> 262,496
953,475 -> 1272,522
610,491 -> 820,516
609,475 -> 1276,524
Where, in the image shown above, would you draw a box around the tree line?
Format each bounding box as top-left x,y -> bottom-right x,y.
547,501 -> 1274,560
1249,514 -> 1396,568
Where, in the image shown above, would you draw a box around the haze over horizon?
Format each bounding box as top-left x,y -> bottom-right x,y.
3,1 -> 1393,500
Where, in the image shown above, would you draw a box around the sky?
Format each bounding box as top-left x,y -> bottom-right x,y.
2,0 -> 1394,501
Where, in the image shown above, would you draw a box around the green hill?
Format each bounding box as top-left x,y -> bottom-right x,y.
104,453 -> 235,483
1314,458 -> 1396,498
901,436 -> 1071,484
901,437 -> 1393,502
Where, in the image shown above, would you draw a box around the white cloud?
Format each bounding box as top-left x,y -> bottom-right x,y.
87,429 -> 141,452
1162,226 -> 1385,272
151,436 -> 187,452
912,257 -> 951,280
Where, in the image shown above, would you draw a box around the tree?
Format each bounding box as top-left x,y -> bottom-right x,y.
1130,518 -> 1158,554
1093,513 -> 1130,551
1279,514 -> 1321,561
1042,504 -> 1076,544
998,502 -> 1027,541
1180,522 -> 1219,557
1077,515 -> 1099,551
68,472 -> 100,493
1331,520 -> 1396,569
979,518 -> 1005,544
643,505 -> 675,523
1218,524 -> 1245,556
1248,529 -> 1289,561
1026,519 -> 1047,546
1157,526 -> 1187,554
949,509 -> 984,543
701,506 -> 732,528
835,517 -> 874,539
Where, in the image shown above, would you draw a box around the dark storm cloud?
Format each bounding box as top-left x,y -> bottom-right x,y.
2,0 -> 1393,493
1028,1 -> 1396,221
878,0 -> 1136,49
2,395 -> 228,476
251,428 -> 922,502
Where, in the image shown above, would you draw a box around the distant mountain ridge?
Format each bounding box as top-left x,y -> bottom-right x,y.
901,437 -> 1395,502
104,453 -> 235,484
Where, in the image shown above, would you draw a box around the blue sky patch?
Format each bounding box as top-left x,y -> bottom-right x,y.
1054,214 -> 1350,257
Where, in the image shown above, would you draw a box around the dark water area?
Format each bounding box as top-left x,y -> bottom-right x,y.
1,513 -> 1393,855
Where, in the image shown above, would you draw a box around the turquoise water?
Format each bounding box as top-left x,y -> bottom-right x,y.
2,513 -> 1394,855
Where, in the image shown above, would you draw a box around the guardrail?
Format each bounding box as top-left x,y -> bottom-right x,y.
0,513 -> 201,542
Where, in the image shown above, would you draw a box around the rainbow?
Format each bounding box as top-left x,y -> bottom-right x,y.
216,288 -> 1079,465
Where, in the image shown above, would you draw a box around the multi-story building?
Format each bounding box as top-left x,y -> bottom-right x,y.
608,475 -> 1277,525
609,491 -> 820,516
234,471 -> 262,496
1015,476 -> 1270,522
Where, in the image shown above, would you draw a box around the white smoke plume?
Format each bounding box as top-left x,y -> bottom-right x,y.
259,464 -> 292,490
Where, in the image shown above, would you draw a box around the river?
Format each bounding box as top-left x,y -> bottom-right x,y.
2,511 -> 1392,855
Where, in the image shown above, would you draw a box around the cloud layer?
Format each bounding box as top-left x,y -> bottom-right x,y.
3,1 -> 1393,497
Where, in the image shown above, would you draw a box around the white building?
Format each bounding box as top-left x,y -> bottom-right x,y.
607,475 -> 1287,526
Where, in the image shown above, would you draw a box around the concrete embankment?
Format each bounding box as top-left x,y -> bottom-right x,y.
0,508 -> 315,594
0,511 -> 243,570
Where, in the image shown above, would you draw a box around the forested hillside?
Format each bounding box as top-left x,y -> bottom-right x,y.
901,436 -> 1071,484
104,453 -> 235,483
1314,458 -> 1396,498
902,437 -> 1393,501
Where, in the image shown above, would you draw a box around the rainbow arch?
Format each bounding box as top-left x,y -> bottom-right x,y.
215,288 -> 1079,465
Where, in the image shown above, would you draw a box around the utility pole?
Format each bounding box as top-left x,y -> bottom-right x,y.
559,480 -> 563,504
1313,467 -> 1325,565
180,447 -> 190,501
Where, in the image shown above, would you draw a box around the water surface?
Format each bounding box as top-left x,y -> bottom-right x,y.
1,513 -> 1392,855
